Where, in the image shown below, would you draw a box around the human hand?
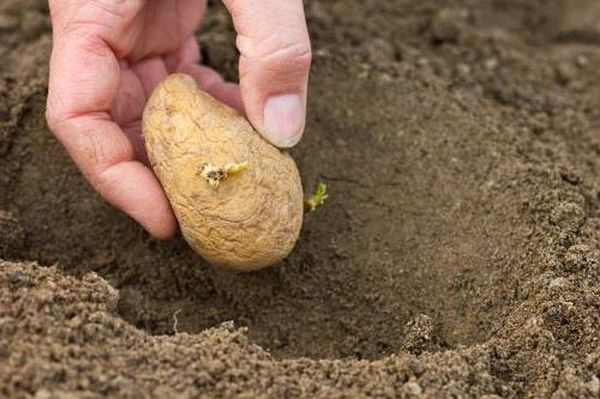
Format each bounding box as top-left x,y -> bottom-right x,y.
46,0 -> 312,239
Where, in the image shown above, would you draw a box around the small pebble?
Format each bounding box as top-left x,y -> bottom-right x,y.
484,58 -> 499,70
405,381 -> 423,395
575,54 -> 589,68
457,63 -> 471,75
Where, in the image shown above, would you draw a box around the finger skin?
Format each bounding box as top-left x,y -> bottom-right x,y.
46,0 -> 244,238
46,1 -> 177,238
222,0 -> 312,147
179,64 -> 244,112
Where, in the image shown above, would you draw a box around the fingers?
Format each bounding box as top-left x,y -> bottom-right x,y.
47,114 -> 177,239
111,63 -> 146,127
222,0 -> 312,147
179,64 -> 244,112
165,37 -> 244,111
131,56 -> 169,97
49,0 -> 146,57
129,0 -> 207,61
164,36 -> 201,72
47,1 -> 177,238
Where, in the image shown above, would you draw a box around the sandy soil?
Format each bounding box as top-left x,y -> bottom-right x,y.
1,0 -> 600,397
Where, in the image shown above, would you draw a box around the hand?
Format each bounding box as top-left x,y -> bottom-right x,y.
46,0 -> 312,239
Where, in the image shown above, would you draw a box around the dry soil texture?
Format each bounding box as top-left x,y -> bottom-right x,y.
1,0 -> 600,398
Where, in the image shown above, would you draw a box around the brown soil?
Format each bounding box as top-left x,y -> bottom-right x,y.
1,0 -> 600,397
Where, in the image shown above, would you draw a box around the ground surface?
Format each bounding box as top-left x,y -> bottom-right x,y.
1,0 -> 600,397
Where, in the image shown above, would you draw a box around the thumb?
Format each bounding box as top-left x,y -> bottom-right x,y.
222,0 -> 312,148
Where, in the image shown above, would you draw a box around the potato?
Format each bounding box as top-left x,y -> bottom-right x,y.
143,74 -> 304,271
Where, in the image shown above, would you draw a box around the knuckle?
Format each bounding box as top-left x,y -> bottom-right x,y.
45,97 -> 66,133
244,32 -> 312,76
266,35 -> 311,65
278,40 -> 312,68
58,0 -> 139,37
240,43 -> 311,87
51,0 -> 143,40
93,167 -> 115,199
44,104 -> 58,130
61,22 -> 105,52
44,92 -> 70,132
60,18 -> 95,36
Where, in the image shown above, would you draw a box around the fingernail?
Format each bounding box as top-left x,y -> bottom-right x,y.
262,94 -> 304,148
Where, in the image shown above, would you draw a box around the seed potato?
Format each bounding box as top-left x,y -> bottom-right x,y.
143,74 -> 304,271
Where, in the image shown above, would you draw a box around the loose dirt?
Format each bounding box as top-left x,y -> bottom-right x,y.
1,0 -> 599,397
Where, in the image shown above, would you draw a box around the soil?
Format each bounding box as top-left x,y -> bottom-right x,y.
1,0 -> 600,397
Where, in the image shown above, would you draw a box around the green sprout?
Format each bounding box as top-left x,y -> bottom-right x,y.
226,161 -> 249,175
305,182 -> 329,212
200,161 -> 249,189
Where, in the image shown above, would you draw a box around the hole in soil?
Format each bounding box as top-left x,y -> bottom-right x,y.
2,73 -> 529,361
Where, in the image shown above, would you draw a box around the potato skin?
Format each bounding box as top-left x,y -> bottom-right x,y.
143,74 -> 303,271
